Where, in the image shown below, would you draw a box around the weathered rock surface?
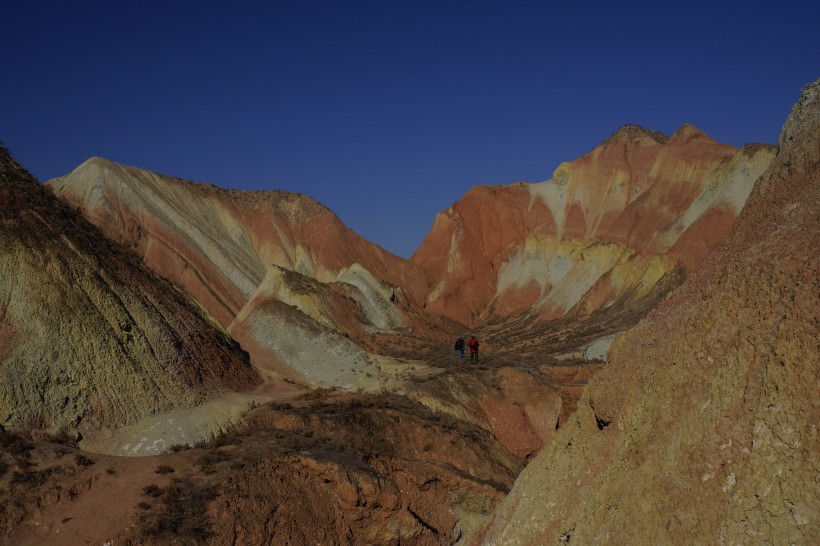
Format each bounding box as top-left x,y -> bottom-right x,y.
1,392 -> 524,545
479,79 -> 820,545
6,74 -> 813,546
46,125 -> 774,387
406,366 -> 565,459
47,159 -> 430,328
226,264 -> 412,388
0,148 -> 260,433
412,125 -> 775,326
46,159 -> 446,394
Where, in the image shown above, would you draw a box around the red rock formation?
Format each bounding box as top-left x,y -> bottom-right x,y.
479,78 -> 820,546
46,124 -> 774,386
412,125 -> 775,326
47,159 -> 430,328
0,393 -> 523,545
47,160 -> 442,387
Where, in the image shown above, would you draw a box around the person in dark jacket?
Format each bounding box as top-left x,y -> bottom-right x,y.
454,336 -> 465,360
468,336 -> 479,363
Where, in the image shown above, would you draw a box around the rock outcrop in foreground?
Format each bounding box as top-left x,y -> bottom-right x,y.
0,148 -> 260,432
0,392 -> 525,545
479,79 -> 820,545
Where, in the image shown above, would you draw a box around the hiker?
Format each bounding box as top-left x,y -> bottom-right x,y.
454,336 -> 465,360
469,336 -> 480,363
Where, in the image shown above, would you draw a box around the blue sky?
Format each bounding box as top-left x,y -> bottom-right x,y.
3,1 -> 818,258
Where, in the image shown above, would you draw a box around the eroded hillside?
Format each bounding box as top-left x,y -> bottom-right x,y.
2,75 -> 815,546
46,159 -> 456,390
45,123 -> 776,400
479,79 -> 820,546
0,147 -> 259,433
1,390 -> 528,545
412,125 -> 775,330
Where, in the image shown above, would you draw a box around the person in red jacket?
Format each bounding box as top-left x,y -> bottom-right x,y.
468,336 -> 480,363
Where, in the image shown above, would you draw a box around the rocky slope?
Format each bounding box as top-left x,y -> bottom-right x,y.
478,79 -> 819,545
5,76 -> 811,545
47,159 -> 448,388
1,391 -> 524,545
412,125 -> 775,327
0,148 -> 260,433
44,127 -> 776,398
47,159 -> 430,327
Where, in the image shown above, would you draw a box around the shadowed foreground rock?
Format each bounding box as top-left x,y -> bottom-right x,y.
479,79 -> 820,545
0,392 -> 523,545
0,148 -> 260,432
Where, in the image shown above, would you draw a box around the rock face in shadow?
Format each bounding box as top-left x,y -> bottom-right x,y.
411,125 -> 775,326
479,79 -> 820,545
204,393 -> 524,546
0,148 -> 260,432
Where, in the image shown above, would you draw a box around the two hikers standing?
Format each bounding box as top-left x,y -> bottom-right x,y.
454,336 -> 479,362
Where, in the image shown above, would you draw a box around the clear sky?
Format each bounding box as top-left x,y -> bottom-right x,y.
3,1 -> 818,258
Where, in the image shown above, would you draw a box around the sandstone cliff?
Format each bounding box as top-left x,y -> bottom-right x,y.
479,79 -> 819,545
412,125 -> 775,327
0,148 -> 260,433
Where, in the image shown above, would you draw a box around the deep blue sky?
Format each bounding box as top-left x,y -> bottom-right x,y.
3,1 -> 818,258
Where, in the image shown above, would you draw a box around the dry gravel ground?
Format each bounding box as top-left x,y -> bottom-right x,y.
1,388 -> 526,545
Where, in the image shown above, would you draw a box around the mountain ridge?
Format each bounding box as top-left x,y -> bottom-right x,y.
44,122 -> 777,390
411,125 -> 774,325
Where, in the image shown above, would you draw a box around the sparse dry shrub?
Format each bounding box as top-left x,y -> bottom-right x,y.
10,467 -> 57,488
0,432 -> 33,457
47,428 -> 78,447
208,431 -> 242,448
14,454 -> 33,470
17,411 -> 49,434
295,387 -> 335,401
0,459 -> 8,478
195,428 -> 242,450
136,477 -> 218,543
74,454 -> 95,467
142,484 -> 164,498
195,450 -> 231,475
155,465 -> 175,475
